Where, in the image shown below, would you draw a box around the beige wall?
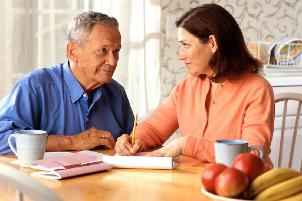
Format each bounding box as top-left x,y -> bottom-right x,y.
160,0 -> 302,100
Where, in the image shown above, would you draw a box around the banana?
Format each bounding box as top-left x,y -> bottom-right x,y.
280,192 -> 302,201
255,175 -> 302,201
249,168 -> 301,196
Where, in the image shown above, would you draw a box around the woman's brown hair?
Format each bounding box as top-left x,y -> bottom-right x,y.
175,4 -> 261,81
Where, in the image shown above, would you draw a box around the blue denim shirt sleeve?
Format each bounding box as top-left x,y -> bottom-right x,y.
0,77 -> 41,154
0,62 -> 134,154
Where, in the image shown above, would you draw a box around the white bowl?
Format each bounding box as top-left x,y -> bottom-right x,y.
201,187 -> 254,201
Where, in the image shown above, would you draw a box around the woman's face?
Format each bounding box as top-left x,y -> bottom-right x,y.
177,27 -> 217,77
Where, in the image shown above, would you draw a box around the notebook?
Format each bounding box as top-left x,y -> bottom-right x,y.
30,152 -> 113,180
30,150 -> 176,180
80,150 -> 176,169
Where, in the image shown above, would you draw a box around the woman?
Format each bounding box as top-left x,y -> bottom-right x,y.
115,4 -> 274,166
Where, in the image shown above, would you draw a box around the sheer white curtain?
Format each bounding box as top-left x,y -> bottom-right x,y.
0,0 -> 161,116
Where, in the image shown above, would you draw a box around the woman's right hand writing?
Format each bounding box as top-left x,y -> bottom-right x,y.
115,134 -> 142,155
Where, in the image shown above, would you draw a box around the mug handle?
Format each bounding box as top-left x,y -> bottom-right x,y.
8,134 -> 18,156
248,146 -> 264,159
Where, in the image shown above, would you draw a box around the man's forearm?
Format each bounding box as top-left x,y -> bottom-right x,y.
46,135 -> 73,151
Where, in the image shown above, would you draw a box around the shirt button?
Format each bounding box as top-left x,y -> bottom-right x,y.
83,93 -> 87,97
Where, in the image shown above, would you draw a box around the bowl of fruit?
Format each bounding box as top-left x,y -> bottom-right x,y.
201,153 -> 302,201
201,187 -> 253,201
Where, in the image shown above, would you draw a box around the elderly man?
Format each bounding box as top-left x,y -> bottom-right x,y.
0,11 -> 134,154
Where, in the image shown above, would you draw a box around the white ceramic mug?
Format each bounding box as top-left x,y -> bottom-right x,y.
214,140 -> 264,167
8,130 -> 47,167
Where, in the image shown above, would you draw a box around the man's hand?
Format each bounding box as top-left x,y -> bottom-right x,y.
71,128 -> 115,150
146,136 -> 186,158
46,127 -> 115,151
115,134 -> 142,155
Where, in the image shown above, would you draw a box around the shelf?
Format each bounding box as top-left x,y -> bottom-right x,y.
263,75 -> 302,87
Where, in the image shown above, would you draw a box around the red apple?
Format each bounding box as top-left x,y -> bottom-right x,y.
215,167 -> 249,198
232,153 -> 265,182
201,163 -> 227,193
264,163 -> 272,172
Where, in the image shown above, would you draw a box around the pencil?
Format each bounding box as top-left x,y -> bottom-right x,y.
131,113 -> 138,146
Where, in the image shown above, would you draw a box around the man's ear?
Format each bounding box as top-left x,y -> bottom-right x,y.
209,35 -> 218,53
66,41 -> 79,62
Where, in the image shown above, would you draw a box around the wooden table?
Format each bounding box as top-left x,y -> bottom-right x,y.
0,151 -> 211,201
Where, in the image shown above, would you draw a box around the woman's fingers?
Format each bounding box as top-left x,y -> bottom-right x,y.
115,134 -> 132,155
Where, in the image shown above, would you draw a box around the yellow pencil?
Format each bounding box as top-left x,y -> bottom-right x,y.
131,114 -> 138,146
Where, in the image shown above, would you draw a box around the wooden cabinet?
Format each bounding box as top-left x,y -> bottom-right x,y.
264,75 -> 302,170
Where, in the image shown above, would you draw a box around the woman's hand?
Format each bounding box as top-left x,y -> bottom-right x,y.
146,136 -> 186,158
115,134 -> 142,155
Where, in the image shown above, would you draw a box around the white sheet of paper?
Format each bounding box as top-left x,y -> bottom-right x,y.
102,155 -> 174,169
79,150 -> 175,169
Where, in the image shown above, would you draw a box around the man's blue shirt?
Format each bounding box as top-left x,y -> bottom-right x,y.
0,62 -> 134,154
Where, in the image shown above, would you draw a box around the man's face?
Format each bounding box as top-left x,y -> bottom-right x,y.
72,23 -> 121,90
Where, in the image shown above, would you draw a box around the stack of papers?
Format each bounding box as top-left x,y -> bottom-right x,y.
30,151 -> 176,180
81,150 -> 176,169
31,152 -> 113,180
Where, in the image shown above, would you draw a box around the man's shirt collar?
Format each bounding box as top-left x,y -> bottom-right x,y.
62,61 -> 85,103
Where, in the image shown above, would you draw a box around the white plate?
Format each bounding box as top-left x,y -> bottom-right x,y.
201,187 -> 254,201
